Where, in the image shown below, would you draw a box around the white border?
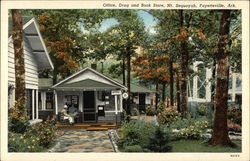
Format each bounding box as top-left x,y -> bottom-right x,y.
1,1 -> 249,161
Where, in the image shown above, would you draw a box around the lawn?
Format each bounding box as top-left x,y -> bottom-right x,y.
169,139 -> 241,152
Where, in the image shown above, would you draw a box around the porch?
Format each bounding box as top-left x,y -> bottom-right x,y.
56,122 -> 118,131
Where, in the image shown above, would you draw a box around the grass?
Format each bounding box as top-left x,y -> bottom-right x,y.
169,139 -> 241,152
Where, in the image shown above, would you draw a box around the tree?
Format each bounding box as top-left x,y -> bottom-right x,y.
101,10 -> 145,115
132,49 -> 170,109
207,10 -> 235,147
26,10 -> 106,83
11,9 -> 26,116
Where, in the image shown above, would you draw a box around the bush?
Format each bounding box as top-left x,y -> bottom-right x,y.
8,132 -> 44,152
8,107 -> 31,134
156,101 -> 165,114
146,106 -> 156,116
123,145 -> 144,152
173,120 -> 209,140
228,107 -> 241,125
198,104 -> 206,116
157,109 -> 181,125
31,116 -> 58,147
146,126 -> 172,152
8,116 -> 58,152
117,120 -> 156,150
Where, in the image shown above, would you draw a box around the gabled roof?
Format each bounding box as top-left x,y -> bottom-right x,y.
56,79 -> 118,89
53,67 -> 127,90
115,79 -> 155,93
9,16 -> 53,70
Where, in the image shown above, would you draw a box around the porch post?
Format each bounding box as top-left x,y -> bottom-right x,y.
36,90 -> 39,119
120,93 -> 123,112
55,90 -> 58,115
115,95 -> 118,123
32,89 -> 35,120
115,95 -> 118,114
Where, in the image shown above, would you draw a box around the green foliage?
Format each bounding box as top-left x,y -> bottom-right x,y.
117,120 -> 156,151
228,107 -> 242,125
123,145 -> 144,152
172,120 -> 209,140
198,104 -> 206,116
31,116 -> 58,147
156,101 -> 165,114
145,106 -> 156,116
146,126 -> 172,152
121,111 -> 131,123
8,132 -> 44,152
157,109 -> 181,125
8,116 -> 58,152
8,106 -> 30,134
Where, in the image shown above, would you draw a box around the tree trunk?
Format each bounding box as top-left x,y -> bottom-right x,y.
12,9 -> 26,115
179,10 -> 189,115
169,59 -> 174,106
122,57 -> 126,85
210,58 -> 216,112
162,81 -> 166,103
126,48 -> 131,115
207,10 -> 235,147
52,67 -> 58,84
155,82 -> 159,110
176,73 -> 181,113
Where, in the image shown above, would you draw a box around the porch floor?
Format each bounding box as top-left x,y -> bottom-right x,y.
56,122 -> 118,131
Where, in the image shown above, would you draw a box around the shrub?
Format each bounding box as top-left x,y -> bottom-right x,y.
8,107 -> 31,134
157,109 -> 181,125
169,118 -> 193,130
8,132 -> 44,152
117,120 -> 156,150
173,120 -> 209,140
123,145 -> 144,152
146,126 -> 172,152
146,106 -> 156,116
227,120 -> 241,132
31,116 -> 58,147
198,104 -> 206,116
156,101 -> 165,114
228,107 -> 242,125
8,116 -> 58,152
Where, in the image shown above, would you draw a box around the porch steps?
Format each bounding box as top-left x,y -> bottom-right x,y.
56,122 -> 117,130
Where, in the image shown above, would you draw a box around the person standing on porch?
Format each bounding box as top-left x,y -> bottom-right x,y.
61,105 -> 74,125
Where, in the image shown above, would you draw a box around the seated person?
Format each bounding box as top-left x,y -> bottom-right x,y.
61,105 -> 74,125
68,105 -> 79,122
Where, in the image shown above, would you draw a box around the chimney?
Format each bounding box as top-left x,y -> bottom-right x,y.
91,64 -> 97,70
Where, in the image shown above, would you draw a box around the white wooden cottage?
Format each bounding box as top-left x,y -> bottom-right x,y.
51,67 -> 127,123
8,17 -> 54,123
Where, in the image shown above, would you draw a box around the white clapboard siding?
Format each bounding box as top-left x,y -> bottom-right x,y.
8,38 -> 38,88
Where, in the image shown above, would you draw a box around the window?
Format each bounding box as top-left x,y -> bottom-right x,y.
228,77 -> 232,89
197,67 -> 206,99
65,95 -> 79,109
46,92 -> 54,109
236,77 -> 242,91
97,91 -> 105,101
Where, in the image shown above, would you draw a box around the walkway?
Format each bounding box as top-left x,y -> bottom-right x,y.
49,129 -> 114,152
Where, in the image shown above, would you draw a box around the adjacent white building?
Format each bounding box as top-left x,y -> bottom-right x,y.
8,17 -> 54,121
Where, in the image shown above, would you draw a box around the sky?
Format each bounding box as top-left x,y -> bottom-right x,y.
92,10 -> 157,34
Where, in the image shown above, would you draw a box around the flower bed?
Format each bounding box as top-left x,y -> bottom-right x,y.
8,116 -> 58,152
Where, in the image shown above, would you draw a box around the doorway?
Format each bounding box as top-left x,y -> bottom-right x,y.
139,93 -> 146,112
83,91 -> 96,122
